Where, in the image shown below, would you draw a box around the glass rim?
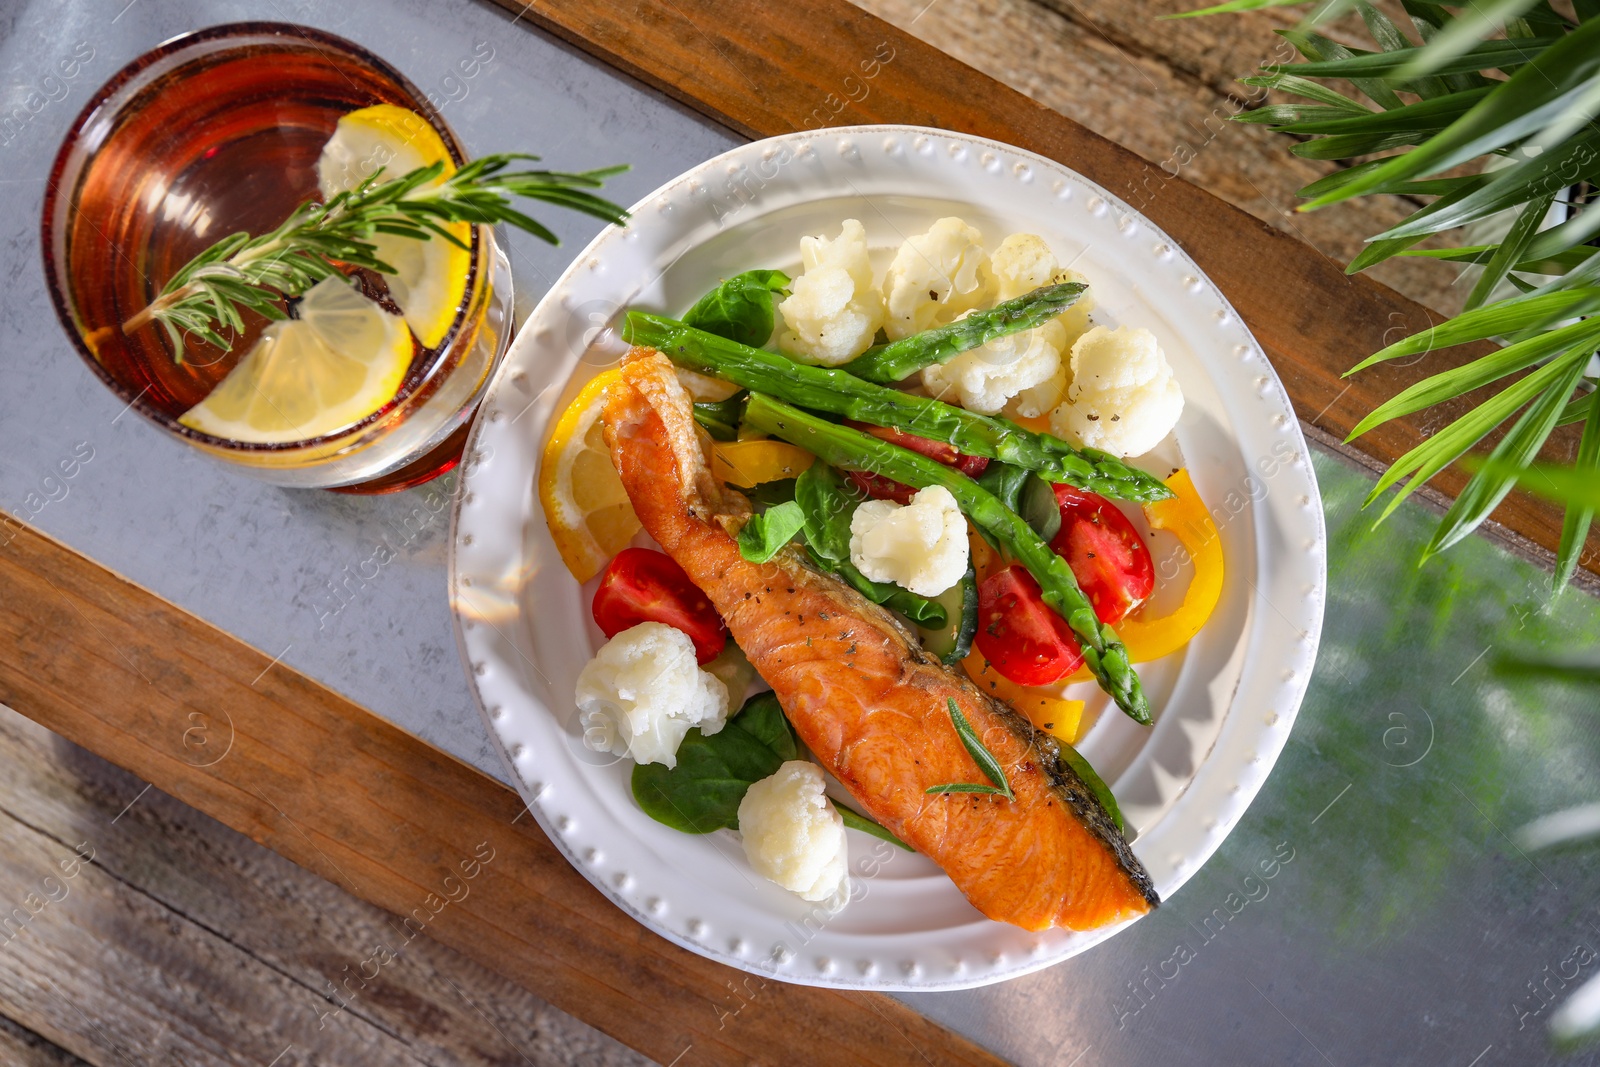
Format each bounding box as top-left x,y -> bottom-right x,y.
40,20 -> 486,454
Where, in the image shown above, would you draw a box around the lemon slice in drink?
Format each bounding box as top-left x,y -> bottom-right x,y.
179,276 -> 411,444
316,103 -> 472,349
539,368 -> 641,583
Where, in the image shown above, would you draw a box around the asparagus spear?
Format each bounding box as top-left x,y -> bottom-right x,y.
793,462 -> 948,627
624,312 -> 1172,503
743,392 -> 1150,724
840,282 -> 1087,383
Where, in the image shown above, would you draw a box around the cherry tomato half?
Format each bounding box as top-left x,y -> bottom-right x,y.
592,547 -> 727,663
1050,485 -> 1155,625
843,422 -> 989,503
974,564 -> 1084,687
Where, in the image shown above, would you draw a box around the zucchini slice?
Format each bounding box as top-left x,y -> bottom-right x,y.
918,563 -> 978,665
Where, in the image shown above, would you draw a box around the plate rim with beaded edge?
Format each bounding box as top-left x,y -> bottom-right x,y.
447,124 -> 1326,992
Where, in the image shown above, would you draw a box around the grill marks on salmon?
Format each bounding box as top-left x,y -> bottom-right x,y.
601,349 -> 1158,931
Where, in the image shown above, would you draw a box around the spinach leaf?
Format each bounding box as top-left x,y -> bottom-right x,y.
633,692 -> 918,852
683,269 -> 790,347
745,477 -> 797,508
1019,473 -> 1062,542
737,500 -> 806,562
977,459 -> 1031,511
733,692 -> 797,761
631,693 -> 798,833
693,390 -> 747,441
794,461 -> 857,566
977,462 -> 1060,546
836,802 -> 914,851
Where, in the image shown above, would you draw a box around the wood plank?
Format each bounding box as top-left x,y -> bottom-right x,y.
0,518 -> 1012,1067
0,704 -> 648,1067
485,0 -> 1598,578
0,803 -> 437,1066
851,0 -> 1473,318
0,1016 -> 89,1067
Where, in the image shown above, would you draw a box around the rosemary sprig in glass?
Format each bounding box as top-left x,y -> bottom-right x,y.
121,153 -> 629,363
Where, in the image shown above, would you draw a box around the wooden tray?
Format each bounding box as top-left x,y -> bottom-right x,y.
3,2 -> 1591,1064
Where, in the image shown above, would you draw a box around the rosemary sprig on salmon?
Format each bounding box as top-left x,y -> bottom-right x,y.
601,348 -> 1157,931
926,699 -> 1016,800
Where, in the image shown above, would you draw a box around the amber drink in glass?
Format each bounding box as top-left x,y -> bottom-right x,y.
42,23 -> 512,491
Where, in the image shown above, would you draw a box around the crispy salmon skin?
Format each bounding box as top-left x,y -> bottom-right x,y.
600,349 -> 1158,931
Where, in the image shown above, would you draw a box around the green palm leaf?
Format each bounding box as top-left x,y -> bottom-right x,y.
1524,197 -> 1600,263
1346,316 -> 1600,439
1395,0 -> 1546,81
1291,130 -> 1429,159
1164,0 -> 1305,18
1370,129 -> 1600,241
1296,159 -> 1478,199
1301,19 -> 1600,210
1239,73 -> 1371,112
1345,178 -> 1489,272
1278,30 -> 1406,109
1188,0 -> 1597,580
1358,2 -> 1455,97
1234,104 -> 1373,127
1553,393 -> 1600,589
1400,245 -> 1598,276
1559,391 -> 1595,428
1421,352 -> 1590,557
1260,36 -> 1560,79
1365,349 -> 1591,519
1467,457 -> 1600,511
1346,290 -> 1600,374
1271,87 -> 1491,135
1464,191 -> 1558,310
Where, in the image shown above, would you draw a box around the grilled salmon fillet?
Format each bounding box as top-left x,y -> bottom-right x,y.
601,349 -> 1158,931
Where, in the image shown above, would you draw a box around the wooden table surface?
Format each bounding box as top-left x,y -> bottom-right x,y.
2,0 -> 1592,1064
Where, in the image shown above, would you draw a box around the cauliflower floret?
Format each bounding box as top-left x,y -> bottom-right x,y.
848,485 -> 969,597
988,234 -> 1088,353
1052,267 -> 1096,345
882,217 -> 992,340
922,235 -> 1083,415
987,233 -> 1059,301
574,622 -> 730,768
738,761 -> 848,904
1049,326 -> 1183,458
1005,363 -> 1068,420
776,219 -> 884,366
922,318 -> 1064,416
989,235 -> 1095,343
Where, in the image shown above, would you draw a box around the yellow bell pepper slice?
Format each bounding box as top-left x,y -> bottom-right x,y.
1061,467 -> 1223,681
1118,468 -> 1224,662
968,525 -> 1003,582
711,440 -> 815,487
963,649 -> 1087,744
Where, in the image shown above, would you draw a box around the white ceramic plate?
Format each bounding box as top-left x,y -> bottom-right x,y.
449,126 -> 1326,991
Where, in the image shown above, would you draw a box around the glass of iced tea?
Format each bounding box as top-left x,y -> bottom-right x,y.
41,22 -> 513,492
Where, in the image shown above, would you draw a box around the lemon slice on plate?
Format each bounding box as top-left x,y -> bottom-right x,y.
316,103 -> 472,349
179,276 -> 411,444
539,368 -> 641,583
